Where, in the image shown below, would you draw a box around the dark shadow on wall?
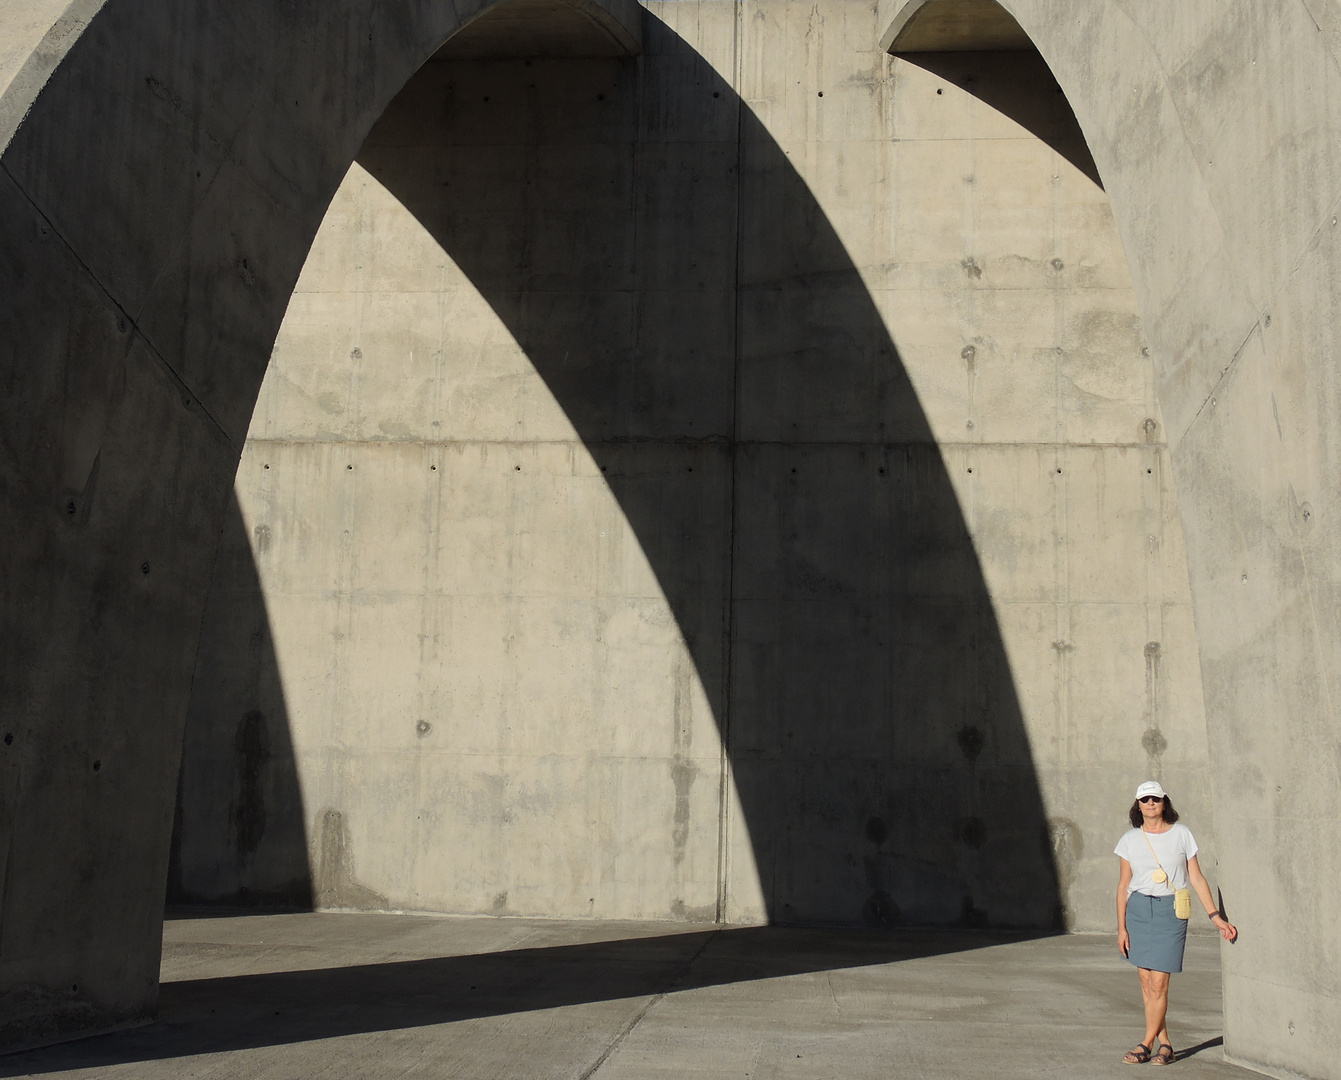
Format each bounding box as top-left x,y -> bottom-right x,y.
361,16 -> 1062,931
176,17 -> 1064,930
168,491 -> 313,909
896,49 -> 1102,188
0,924 -> 1044,1074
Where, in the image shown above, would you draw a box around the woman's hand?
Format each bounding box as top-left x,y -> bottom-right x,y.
1211,914 -> 1238,943
1116,858 -> 1133,958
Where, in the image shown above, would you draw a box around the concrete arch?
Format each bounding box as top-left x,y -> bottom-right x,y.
7,0 -> 1088,1052
0,0 -> 645,1048
878,3 -> 1341,1077
2,0 -> 1081,1051
3,2 -> 1337,1075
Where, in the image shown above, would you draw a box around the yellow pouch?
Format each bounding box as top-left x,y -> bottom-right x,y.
1143,829 -> 1192,919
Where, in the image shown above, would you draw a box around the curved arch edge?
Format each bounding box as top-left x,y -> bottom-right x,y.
878,0 -> 1031,54
438,0 -> 643,60
570,0 -> 643,56
0,0 -> 108,154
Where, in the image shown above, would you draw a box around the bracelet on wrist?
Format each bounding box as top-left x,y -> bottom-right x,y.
1208,910 -> 1221,922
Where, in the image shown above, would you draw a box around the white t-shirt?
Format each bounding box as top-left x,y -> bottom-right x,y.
1114,823 -> 1198,897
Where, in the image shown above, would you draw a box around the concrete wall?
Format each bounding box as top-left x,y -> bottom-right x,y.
878,2 -> 1341,1076
1,0 -> 1338,1074
0,0 -> 640,1050
173,1 -> 1216,936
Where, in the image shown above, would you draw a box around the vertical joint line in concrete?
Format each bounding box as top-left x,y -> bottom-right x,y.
714,0 -> 747,927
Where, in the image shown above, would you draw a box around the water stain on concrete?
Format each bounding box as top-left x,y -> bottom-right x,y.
315,809 -> 387,911
960,896 -> 989,927
671,656 -> 696,868
669,897 -> 715,923
956,725 -> 985,762
861,887 -> 901,926
670,758 -> 698,867
1143,641 -> 1163,767
1049,817 -> 1083,929
232,710 -> 270,861
956,816 -> 987,849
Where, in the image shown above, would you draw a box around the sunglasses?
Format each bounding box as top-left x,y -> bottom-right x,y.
1138,795 -> 1163,804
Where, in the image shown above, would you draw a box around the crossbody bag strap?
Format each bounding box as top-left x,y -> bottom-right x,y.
1142,828 -> 1168,880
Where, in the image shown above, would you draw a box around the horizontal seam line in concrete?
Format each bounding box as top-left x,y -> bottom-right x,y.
289,284 -> 1141,293
237,438 -> 1169,450
238,592 -> 1185,608
0,161 -> 236,452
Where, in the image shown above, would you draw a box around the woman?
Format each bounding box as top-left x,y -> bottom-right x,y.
1115,780 -> 1237,1065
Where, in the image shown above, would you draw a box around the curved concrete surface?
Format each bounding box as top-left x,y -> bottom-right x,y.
880,2 -> 1341,1077
0,0 -> 641,1051
878,0 -> 1031,52
0,0 -> 106,151
1,0 -> 1339,1075
171,16 -> 1215,941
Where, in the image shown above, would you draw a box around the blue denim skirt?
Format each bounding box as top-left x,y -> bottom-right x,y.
1126,892 -> 1187,974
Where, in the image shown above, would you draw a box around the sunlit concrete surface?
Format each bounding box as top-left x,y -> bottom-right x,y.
4,0 -> 1340,1073
175,0 -> 1213,938
0,912 -> 1252,1079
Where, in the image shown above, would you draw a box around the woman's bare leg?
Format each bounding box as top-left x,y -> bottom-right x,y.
1139,968 -> 1171,1051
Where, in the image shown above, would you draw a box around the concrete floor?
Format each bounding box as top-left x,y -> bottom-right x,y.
1,912 -> 1256,1079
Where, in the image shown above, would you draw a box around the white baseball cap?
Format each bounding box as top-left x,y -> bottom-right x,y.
1135,780 -> 1167,800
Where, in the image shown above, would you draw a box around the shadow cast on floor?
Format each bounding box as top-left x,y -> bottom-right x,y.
1177,1036 -> 1225,1062
0,925 -> 1047,1075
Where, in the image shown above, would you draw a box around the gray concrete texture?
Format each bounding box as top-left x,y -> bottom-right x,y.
901,3 -> 1341,1077
171,0 -> 1216,950
0,911 -> 1258,1079
0,0 -> 1337,1077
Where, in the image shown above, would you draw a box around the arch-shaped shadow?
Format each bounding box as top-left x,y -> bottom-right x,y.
168,491 -> 312,910
895,48 -> 1101,188
0,0 -> 1070,1048
181,13 -> 1064,931
366,19 -> 1059,930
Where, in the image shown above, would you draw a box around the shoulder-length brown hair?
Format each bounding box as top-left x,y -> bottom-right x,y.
1129,797 -> 1180,828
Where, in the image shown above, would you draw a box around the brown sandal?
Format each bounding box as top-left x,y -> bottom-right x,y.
1152,1043 -> 1175,1065
1123,1043 -> 1152,1064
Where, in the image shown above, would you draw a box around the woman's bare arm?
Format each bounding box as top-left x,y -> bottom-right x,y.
1188,855 -> 1238,942
1117,858 -> 1133,956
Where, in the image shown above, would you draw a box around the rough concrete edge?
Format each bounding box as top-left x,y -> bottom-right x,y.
0,0 -> 107,155
877,0 -> 934,52
567,0 -> 643,55
445,0 -> 643,55
877,0 -> 1034,54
